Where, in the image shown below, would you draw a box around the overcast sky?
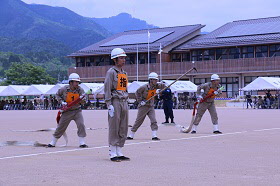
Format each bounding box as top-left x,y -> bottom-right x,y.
22,0 -> 280,31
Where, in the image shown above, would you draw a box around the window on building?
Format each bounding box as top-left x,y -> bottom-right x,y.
150,54 -> 157,63
182,52 -> 191,61
76,58 -> 81,67
269,44 -> 280,57
228,47 -> 241,59
191,50 -> 203,61
90,57 -> 95,66
222,77 -> 239,98
85,57 -> 95,67
203,49 -> 215,60
139,54 -> 146,64
216,48 -> 229,60
256,45 -> 268,58
193,78 -> 210,85
242,46 -> 254,58
76,57 -> 85,67
194,78 -> 200,84
103,56 -> 110,66
172,53 -> 182,62
95,56 -> 105,66
126,54 -> 135,64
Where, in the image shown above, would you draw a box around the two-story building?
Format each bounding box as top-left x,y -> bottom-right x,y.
69,16 -> 280,97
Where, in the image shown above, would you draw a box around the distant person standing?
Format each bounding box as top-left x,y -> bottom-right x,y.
160,87 -> 175,124
245,93 -> 253,109
266,90 -> 272,99
257,96 -> 264,109
44,97 -> 49,110
22,96 -> 27,110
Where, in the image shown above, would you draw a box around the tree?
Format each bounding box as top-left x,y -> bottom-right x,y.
4,62 -> 56,85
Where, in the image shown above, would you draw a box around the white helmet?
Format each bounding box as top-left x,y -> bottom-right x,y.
111,48 -> 127,59
148,72 -> 159,80
69,73 -> 81,82
211,74 -> 220,81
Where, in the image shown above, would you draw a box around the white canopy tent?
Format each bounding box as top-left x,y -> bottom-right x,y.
45,84 -> 65,95
242,77 -> 280,91
162,80 -> 197,93
80,83 -> 104,94
127,81 -> 147,93
0,86 -> 8,94
0,85 -> 30,96
94,86 -> 104,95
23,85 -> 55,96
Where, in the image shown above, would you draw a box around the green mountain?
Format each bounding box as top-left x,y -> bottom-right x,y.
0,0 -> 110,50
0,37 -> 72,57
0,0 -> 158,82
93,13 -> 158,34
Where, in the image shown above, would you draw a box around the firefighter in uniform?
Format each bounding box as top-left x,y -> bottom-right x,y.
48,73 -> 88,148
191,74 -> 223,134
104,48 -> 130,162
127,72 -> 165,140
160,86 -> 175,124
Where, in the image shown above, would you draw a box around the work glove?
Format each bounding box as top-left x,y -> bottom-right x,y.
61,101 -> 67,106
108,105 -> 114,117
59,102 -> 67,113
214,91 -> 219,95
140,101 -> 146,106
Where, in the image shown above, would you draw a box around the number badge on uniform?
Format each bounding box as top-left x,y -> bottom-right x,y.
116,74 -> 128,91
66,92 -> 79,103
206,88 -> 216,98
146,89 -> 156,100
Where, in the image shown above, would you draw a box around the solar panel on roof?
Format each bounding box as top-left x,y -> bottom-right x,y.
217,22 -> 280,38
100,31 -> 173,47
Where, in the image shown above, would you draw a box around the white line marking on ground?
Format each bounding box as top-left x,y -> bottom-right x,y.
0,128 -> 280,160
0,145 -> 108,160
253,128 -> 280,132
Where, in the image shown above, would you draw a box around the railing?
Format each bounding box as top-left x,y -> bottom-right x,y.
69,57 -> 280,81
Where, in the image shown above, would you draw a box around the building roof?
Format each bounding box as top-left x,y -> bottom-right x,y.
69,24 -> 204,57
176,16 -> 280,50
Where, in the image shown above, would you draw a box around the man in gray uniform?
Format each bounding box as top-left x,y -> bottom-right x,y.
48,73 -> 88,148
127,72 -> 165,140
191,74 -> 223,134
104,48 -> 130,162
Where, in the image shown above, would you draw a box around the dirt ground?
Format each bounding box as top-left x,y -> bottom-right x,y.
0,108 -> 279,186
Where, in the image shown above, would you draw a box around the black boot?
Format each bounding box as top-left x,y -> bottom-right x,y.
162,119 -> 169,124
